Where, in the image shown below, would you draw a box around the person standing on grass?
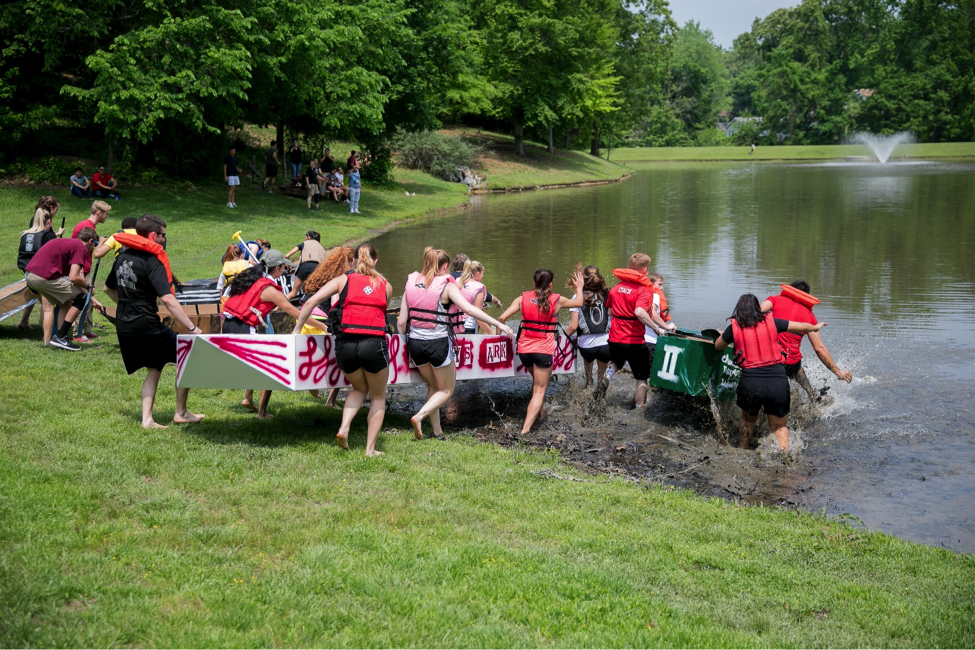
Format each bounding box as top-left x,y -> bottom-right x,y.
104,215 -> 206,429
346,150 -> 358,171
289,140 -> 303,181
321,147 -> 335,174
305,159 -> 321,210
23,228 -> 98,351
224,147 -> 240,208
348,165 -> 362,214
92,164 -> 121,200
69,168 -> 92,199
71,201 -> 111,341
263,140 -> 279,194
17,197 -> 64,331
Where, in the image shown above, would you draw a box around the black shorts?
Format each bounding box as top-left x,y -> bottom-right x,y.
519,352 -> 553,369
785,361 -> 802,379
336,335 -> 389,374
608,341 -> 652,380
409,336 -> 453,368
222,317 -> 255,335
118,328 -> 178,375
579,344 -> 611,363
265,164 -> 278,177
737,374 -> 791,418
295,261 -> 319,282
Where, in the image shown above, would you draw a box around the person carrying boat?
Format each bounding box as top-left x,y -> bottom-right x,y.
398,247 -> 514,440
644,272 -> 677,380
760,281 -> 852,402
714,293 -> 826,451
284,230 -> 325,299
222,249 -> 327,419
564,265 -> 611,389
499,268 -> 583,433
449,259 -> 494,334
17,200 -> 63,331
292,244 -> 391,456
601,253 -> 675,407
216,243 -> 259,311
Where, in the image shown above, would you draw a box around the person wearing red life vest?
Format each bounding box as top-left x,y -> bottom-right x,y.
759,280 -> 852,403
601,253 -> 675,407
223,249 -> 327,420
714,294 -> 826,451
293,244 -> 392,456
398,247 -> 514,441
500,268 -> 584,434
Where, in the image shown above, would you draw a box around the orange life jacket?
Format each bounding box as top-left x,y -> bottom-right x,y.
223,277 -> 279,327
113,232 -> 175,296
730,312 -> 784,369
655,287 -> 671,322
779,284 -> 819,308
518,291 -> 560,354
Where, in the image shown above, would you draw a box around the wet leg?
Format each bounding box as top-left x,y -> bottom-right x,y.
794,365 -> 818,402
767,413 -> 790,450
739,411 -> 759,449
583,359 -> 593,388
522,365 -> 552,433
635,380 -> 649,407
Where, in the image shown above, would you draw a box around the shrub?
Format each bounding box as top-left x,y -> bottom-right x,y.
393,130 -> 480,181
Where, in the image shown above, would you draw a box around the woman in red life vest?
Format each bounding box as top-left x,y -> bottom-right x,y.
564,265 -> 611,388
714,294 -> 826,451
397,247 -> 514,441
449,259 -> 494,334
293,244 -> 391,456
759,280 -> 852,403
500,268 -> 584,434
223,249 -> 327,419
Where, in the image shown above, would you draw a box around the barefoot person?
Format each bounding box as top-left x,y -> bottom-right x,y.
714,294 -> 826,450
293,244 -> 391,456
222,249 -> 327,419
564,265 -> 611,389
760,281 -> 853,402
103,215 -> 205,428
499,268 -> 583,433
398,248 -> 514,440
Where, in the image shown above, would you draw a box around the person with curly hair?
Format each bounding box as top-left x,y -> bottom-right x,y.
565,265 -> 611,388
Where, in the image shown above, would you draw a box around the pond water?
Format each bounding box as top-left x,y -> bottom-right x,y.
371,159 -> 975,553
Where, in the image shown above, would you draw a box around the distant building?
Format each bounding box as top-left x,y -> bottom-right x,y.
724,116 -> 763,137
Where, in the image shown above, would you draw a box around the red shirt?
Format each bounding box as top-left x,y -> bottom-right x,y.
24,238 -> 89,280
92,172 -> 114,190
607,281 -> 651,344
72,218 -> 97,239
767,294 -> 817,364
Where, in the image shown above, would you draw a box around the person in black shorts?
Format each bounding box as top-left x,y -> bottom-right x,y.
104,214 -> 206,429
715,294 -> 826,451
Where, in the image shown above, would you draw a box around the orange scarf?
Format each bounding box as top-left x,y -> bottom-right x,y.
612,268 -> 652,287
113,232 -> 176,296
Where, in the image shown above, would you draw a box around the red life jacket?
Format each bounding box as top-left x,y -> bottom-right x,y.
223,277 -> 279,327
337,273 -> 388,336
403,272 -> 454,331
449,279 -> 486,333
518,291 -> 560,354
730,312 -> 784,369
113,232 -> 175,296
767,294 -> 816,364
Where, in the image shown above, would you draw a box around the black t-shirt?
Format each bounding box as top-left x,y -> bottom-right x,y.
321,155 -> 334,173
289,147 -> 303,163
722,318 -> 789,378
305,167 -> 319,184
265,147 -> 277,165
224,155 -> 239,176
106,249 -> 172,336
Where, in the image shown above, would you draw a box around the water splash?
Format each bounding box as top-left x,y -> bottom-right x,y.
849,131 -> 915,163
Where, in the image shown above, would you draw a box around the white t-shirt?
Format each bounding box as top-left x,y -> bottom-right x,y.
644,293 -> 662,344
570,294 -> 610,349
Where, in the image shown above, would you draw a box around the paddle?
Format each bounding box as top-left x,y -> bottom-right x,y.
75,257 -> 101,338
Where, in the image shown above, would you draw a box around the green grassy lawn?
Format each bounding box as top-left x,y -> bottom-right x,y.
1,167 -> 973,647
603,141 -> 975,162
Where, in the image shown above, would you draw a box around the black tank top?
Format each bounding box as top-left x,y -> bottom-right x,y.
17,231 -> 45,271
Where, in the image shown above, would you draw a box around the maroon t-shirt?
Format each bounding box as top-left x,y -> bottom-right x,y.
24,238 -> 90,280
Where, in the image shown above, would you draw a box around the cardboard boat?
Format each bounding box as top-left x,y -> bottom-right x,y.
0,280 -> 38,323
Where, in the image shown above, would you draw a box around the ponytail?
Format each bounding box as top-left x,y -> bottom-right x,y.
459,259 -> 483,287
581,265 -> 608,308
420,246 -> 450,289
354,243 -> 382,287
533,268 -> 555,314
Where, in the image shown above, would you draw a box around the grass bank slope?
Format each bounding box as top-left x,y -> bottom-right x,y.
605,141 -> 975,162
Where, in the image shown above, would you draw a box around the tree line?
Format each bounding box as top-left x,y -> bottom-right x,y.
0,0 -> 970,178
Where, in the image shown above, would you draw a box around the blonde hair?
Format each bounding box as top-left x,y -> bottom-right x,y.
459,259 -> 484,287
91,200 -> 112,215
420,246 -> 450,289
354,243 -> 382,287
648,273 -> 664,284
22,208 -> 52,236
628,253 -> 651,270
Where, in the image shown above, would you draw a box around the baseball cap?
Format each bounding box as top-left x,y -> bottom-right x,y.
262,249 -> 293,268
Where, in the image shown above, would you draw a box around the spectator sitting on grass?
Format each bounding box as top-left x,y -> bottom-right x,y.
69,168 -> 92,199
92,164 -> 121,200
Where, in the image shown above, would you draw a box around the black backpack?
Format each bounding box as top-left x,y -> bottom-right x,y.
578,299 -> 609,336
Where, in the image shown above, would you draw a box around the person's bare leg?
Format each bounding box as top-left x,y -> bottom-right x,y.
174,387 -> 205,423
241,389 -> 256,410
739,411 -> 759,449
522,366 -> 552,433
583,359 -> 593,388
767,413 -> 790,450
363,368 -> 389,456
794,365 -> 818,401
596,360 -> 609,381
337,369 -> 368,450
257,390 -> 273,420
635,380 -> 649,406
40,297 -> 56,344
141,369 -> 166,428
411,362 -> 456,439
19,303 -> 35,330
287,277 -> 304,300
324,387 -> 340,408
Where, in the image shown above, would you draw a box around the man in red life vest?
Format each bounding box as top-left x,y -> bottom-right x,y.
601,253 -> 676,406
760,280 -> 852,402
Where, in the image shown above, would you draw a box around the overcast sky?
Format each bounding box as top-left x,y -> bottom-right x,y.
668,0 -> 798,49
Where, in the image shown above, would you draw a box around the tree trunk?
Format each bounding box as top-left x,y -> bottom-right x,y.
590,123 -> 600,157
513,118 -> 525,157
276,120 -> 285,164
106,137 -> 115,173
565,128 -> 570,149
547,125 -> 554,154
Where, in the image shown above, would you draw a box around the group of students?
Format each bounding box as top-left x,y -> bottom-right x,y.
69,165 -> 121,201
